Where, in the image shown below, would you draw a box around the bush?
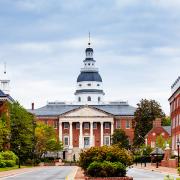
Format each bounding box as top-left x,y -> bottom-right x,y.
4,160 -> 16,167
0,160 -> 6,168
87,161 -> 126,177
79,145 -> 133,171
0,151 -> 18,168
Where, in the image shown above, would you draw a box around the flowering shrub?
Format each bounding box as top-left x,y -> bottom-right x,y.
79,145 -> 133,176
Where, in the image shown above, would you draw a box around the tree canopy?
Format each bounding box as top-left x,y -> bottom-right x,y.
112,129 -> 130,149
133,99 -> 165,147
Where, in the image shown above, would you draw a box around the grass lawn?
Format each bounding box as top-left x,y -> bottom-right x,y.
0,165 -> 32,172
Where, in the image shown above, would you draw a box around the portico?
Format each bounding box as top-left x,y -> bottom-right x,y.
59,106 -> 114,150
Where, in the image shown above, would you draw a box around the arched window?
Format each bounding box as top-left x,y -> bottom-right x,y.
87,96 -> 91,101
98,97 -> 101,102
78,97 -> 81,102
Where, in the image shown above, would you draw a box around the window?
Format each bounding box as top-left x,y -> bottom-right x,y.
87,96 -> 91,101
93,122 -> 97,129
64,136 -> 69,146
64,122 -> 69,129
54,121 -> 58,128
88,63 -> 90,65
98,97 -> 101,102
116,120 -> 121,129
84,122 -> 90,129
126,120 -> 130,128
105,122 -> 110,129
97,84 -> 100,86
87,83 -> 91,86
151,141 -> 155,148
104,136 -> 110,146
79,84 -> 82,87
76,122 -> 80,129
78,97 -> 81,102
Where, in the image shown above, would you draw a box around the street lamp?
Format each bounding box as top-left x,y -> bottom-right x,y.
18,145 -> 21,168
177,138 -> 180,167
156,147 -> 159,168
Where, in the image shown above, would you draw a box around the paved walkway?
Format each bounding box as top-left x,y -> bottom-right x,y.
134,163 -> 179,176
74,167 -> 85,180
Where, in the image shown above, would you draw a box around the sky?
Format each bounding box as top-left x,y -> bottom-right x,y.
0,0 -> 180,115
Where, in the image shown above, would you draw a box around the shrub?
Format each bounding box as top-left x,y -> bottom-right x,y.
0,160 -> 6,168
4,160 -> 16,167
87,161 -> 126,177
0,151 -> 18,168
79,145 -> 133,171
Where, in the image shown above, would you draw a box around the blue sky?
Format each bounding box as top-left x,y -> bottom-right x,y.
0,0 -> 180,114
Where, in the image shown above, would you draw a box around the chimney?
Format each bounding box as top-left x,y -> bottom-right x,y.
31,102 -> 34,110
153,118 -> 161,128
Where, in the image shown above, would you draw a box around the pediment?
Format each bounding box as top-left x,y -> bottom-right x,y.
61,106 -> 111,117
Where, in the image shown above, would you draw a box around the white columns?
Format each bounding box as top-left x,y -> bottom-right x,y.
101,122 -> 103,146
59,121 -> 62,142
69,122 -> 73,149
111,122 -> 114,135
79,122 -> 83,148
90,122 -> 93,147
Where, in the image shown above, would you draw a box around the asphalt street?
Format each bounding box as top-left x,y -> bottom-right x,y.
1,166 -> 75,180
127,167 -> 178,180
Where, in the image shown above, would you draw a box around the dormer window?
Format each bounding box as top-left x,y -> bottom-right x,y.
98,97 -> 101,102
78,97 -> 81,102
88,63 -> 90,66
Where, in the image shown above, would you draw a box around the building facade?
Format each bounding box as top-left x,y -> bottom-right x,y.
30,42 -> 136,160
145,118 -> 171,148
169,76 -> 180,150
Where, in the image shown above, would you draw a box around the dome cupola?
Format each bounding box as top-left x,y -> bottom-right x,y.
74,34 -> 105,105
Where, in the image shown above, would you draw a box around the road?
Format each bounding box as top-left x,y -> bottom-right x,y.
1,166 -> 76,180
127,167 -> 179,180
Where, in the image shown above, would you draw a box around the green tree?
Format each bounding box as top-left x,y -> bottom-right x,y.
162,116 -> 171,126
9,102 -> 34,162
112,129 -> 130,149
133,99 -> 165,147
0,117 -> 10,151
35,122 -> 63,158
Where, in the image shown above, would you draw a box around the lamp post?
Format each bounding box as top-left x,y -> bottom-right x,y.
177,138 -> 180,167
18,145 -> 21,168
156,147 -> 159,168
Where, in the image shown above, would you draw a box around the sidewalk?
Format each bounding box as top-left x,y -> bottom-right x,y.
134,163 -> 179,176
74,167 -> 85,180
0,166 -> 44,178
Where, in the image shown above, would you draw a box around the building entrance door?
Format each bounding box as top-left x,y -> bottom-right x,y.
84,137 -> 90,148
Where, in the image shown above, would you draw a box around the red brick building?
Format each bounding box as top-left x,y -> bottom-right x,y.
169,76 -> 180,150
30,42 -> 136,160
145,118 -> 171,148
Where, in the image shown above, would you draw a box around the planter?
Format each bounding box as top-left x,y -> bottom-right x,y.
85,177 -> 133,180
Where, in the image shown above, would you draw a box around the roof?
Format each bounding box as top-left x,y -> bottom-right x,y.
83,58 -> 96,62
162,126 -> 171,136
0,89 -> 15,103
77,72 -> 102,82
29,104 -> 136,117
150,148 -> 164,155
0,90 -> 6,97
75,89 -> 104,95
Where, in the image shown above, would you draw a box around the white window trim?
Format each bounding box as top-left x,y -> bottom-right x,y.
76,122 -> 80,129
126,120 -> 130,129
64,122 -> 69,129
93,122 -> 97,129
84,122 -> 90,129
116,120 -> 121,129
64,136 -> 69,146
104,136 -> 110,146
105,122 -> 110,129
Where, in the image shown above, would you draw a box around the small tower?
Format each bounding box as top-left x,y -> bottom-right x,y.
75,34 -> 105,105
0,63 -> 10,95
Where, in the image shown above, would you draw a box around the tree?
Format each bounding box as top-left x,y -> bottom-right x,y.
133,99 -> 165,147
35,122 -> 63,158
162,116 -> 171,126
112,129 -> 130,149
9,102 -> 34,162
